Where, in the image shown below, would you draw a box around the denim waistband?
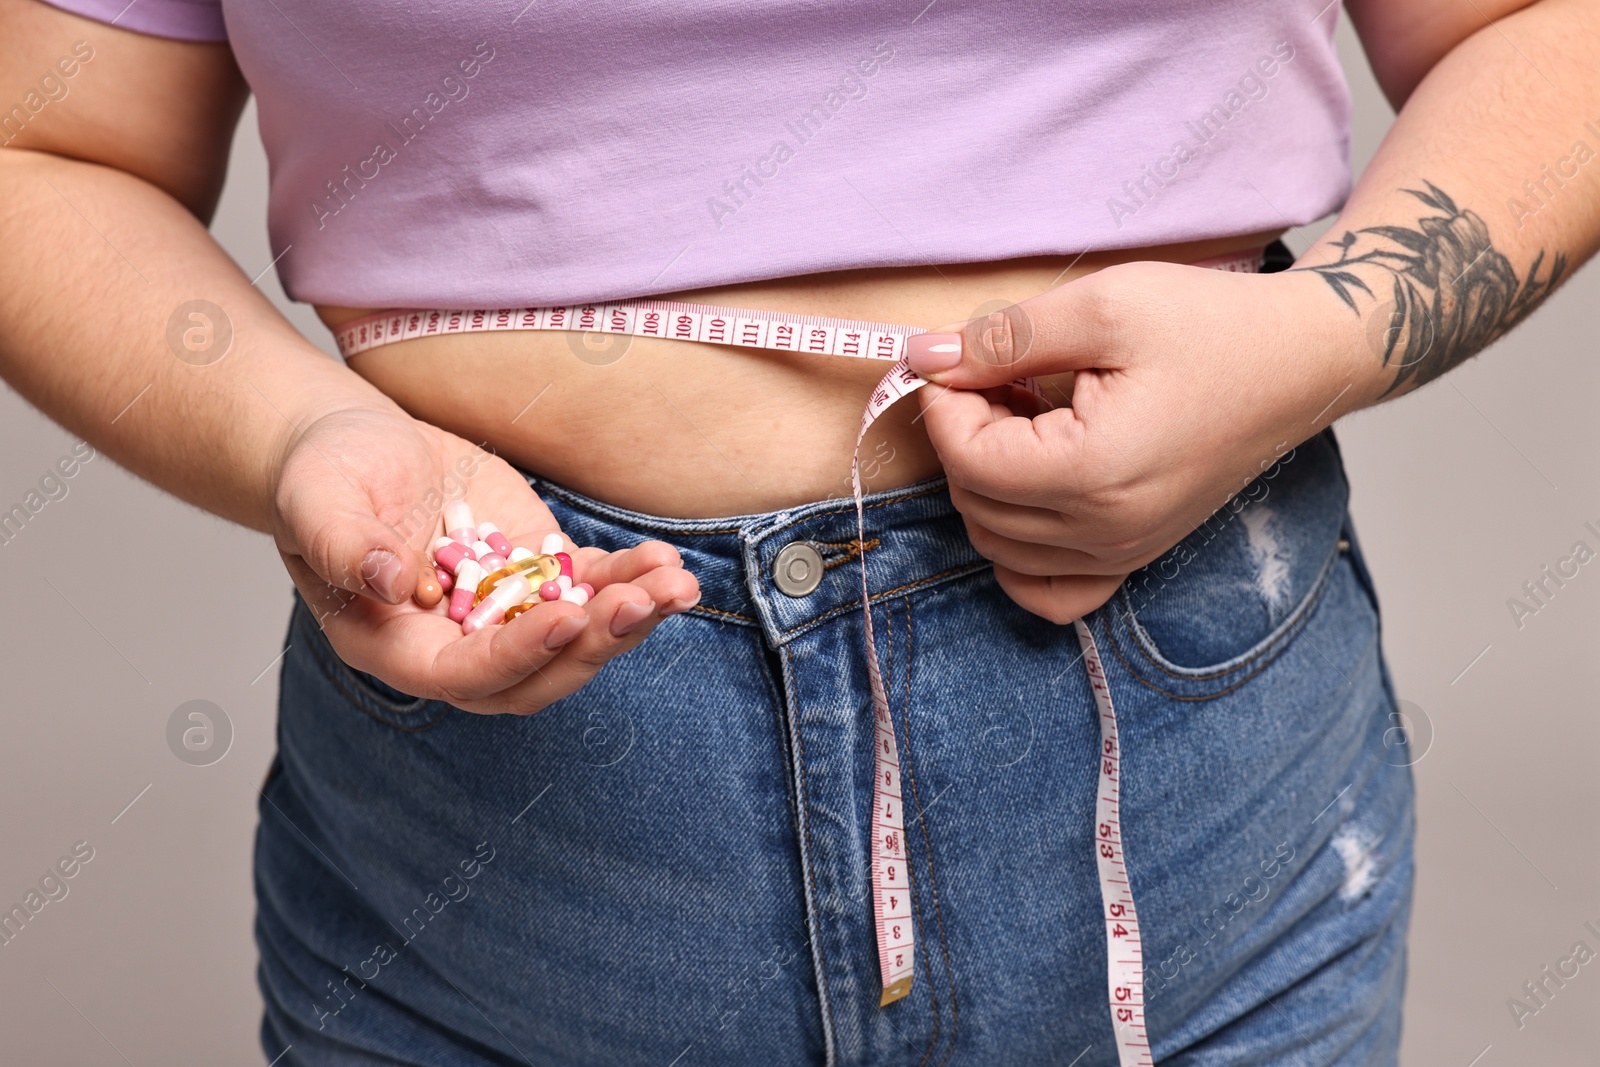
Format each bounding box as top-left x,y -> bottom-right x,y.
528,476 -> 989,647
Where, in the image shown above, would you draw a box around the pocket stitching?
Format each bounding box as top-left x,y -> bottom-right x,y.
1119,542 -> 1341,680
1105,604 -> 1301,702
1107,546 -> 1342,701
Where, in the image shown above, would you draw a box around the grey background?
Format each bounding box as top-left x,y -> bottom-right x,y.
2,17 -> 1596,1065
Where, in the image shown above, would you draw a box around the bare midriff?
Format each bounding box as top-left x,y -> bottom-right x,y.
317,230 -> 1281,518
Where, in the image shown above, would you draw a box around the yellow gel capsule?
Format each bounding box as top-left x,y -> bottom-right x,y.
503,602 -> 538,623
476,554 -> 561,602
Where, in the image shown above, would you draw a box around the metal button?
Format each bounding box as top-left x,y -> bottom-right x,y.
773,541 -> 825,597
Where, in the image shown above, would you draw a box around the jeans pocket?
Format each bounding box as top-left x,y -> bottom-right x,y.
289,598 -> 453,731
1112,431 -> 1350,687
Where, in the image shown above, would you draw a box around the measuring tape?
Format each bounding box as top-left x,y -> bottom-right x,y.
1078,615 -> 1151,1064
335,247 -> 1260,1058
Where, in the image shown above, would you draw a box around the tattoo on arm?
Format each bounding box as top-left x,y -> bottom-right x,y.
1293,181 -> 1567,397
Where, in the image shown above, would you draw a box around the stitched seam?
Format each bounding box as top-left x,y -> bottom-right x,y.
1105,597 -> 1316,702
778,564 -> 988,638
1116,546 -> 1339,681
819,538 -> 882,571
900,600 -> 961,1066
296,613 -> 450,732
886,610 -> 942,1066
780,643 -> 841,1062
802,483 -> 947,523
862,484 -> 944,512
688,604 -> 757,623
759,643 -> 801,834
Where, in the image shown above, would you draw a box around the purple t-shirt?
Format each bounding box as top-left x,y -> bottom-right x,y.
43,0 -> 1350,308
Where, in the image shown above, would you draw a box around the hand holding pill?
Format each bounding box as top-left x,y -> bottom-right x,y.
270,406 -> 700,715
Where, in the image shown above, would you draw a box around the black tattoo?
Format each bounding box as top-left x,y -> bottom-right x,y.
1294,181 -> 1566,396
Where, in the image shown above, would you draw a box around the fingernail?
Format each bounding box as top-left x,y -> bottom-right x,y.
610,600 -> 655,636
906,332 -> 963,375
362,549 -> 405,604
544,613 -> 589,649
660,592 -> 701,616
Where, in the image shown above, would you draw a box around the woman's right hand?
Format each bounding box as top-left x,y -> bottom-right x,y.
269,405 -> 700,715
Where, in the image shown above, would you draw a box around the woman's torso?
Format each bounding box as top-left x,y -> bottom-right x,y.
214,0 -> 1344,514
318,233 -> 1278,516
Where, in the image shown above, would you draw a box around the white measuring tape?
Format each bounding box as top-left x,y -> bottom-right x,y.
335,247 -> 1259,1058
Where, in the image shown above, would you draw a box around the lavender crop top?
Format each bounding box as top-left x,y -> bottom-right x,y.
43,0 -> 1351,308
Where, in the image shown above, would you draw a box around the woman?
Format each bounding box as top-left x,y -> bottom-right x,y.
2,0 -> 1594,1062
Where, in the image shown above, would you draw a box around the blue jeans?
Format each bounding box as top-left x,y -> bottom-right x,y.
257,429 -> 1413,1066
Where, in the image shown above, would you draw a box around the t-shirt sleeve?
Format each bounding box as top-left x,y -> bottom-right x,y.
34,0 -> 227,42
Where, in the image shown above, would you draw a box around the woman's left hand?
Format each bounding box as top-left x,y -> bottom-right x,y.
910,259 -> 1370,624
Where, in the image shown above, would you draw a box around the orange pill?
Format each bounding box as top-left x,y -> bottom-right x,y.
503,602 -> 537,623
414,567 -> 444,608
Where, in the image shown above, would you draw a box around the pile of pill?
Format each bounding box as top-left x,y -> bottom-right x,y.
411,502 -> 594,634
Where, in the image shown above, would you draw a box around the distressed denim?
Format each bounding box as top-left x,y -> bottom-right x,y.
256,428 -> 1414,1066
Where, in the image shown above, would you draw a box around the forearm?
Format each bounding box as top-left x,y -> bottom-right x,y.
0,148 -> 403,532
1295,0 -> 1600,414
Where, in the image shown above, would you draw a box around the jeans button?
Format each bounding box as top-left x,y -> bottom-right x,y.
773,541 -> 825,597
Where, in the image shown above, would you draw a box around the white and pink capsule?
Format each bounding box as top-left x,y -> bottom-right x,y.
478,521 -> 514,559
443,501 -> 477,545
432,537 -> 476,575
448,560 -> 485,623
462,574 -> 532,633
472,540 -> 507,572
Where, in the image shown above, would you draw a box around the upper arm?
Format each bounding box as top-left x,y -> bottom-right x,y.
1345,0 -> 1541,109
0,0 -> 249,219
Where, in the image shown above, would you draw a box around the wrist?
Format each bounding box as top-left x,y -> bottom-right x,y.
259,372 -> 410,520
1267,265 -> 1391,429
